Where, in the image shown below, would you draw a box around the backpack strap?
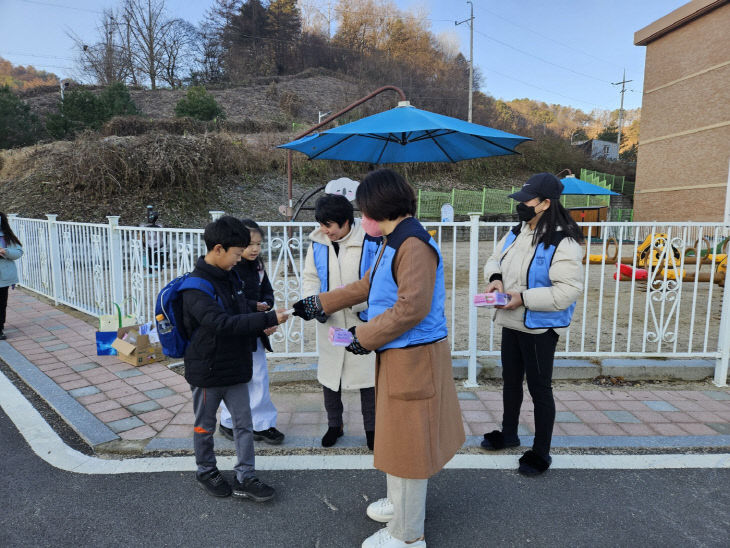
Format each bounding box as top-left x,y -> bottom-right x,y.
178,277 -> 221,305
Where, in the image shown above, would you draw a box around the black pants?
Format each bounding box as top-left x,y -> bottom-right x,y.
501,327 -> 559,457
0,285 -> 8,332
323,384 -> 376,431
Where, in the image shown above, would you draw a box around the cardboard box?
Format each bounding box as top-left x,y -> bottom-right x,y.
111,325 -> 164,367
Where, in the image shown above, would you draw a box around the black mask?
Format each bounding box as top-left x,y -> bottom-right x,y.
516,202 -> 540,222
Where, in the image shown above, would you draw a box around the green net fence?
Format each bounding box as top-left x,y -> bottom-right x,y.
580,168 -> 634,195
417,170 -> 634,219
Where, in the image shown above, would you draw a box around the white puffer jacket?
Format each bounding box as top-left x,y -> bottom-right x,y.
302,220 -> 376,391
483,222 -> 584,336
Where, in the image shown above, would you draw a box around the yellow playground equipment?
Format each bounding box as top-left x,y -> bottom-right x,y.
583,233 -> 727,286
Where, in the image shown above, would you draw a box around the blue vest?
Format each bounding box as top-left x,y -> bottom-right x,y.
312,232 -> 381,321
367,217 -> 448,351
501,224 -> 576,329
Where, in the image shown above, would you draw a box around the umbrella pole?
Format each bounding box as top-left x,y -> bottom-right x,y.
285,85 -> 407,221
287,150 -> 293,218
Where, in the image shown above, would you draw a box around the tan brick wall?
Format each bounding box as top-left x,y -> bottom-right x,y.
642,3 -> 730,90
640,66 -> 730,140
634,2 -> 730,222
634,187 -> 725,222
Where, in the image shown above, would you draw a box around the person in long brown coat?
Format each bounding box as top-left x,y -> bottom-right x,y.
293,169 -> 465,548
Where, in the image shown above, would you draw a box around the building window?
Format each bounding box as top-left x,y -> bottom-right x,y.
603,145 -> 610,155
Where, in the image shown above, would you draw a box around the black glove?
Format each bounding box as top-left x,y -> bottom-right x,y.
292,295 -> 322,321
315,309 -> 329,324
345,326 -> 371,355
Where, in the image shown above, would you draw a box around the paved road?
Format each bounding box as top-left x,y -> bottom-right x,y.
1,408 -> 728,548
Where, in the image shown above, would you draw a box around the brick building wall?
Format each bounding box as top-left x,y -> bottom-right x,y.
633,0 -> 730,221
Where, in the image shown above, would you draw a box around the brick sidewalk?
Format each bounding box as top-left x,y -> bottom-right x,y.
1,289 -> 729,450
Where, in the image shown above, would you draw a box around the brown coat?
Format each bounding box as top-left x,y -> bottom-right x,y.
319,236 -> 465,479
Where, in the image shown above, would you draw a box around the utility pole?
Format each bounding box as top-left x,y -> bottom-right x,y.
612,69 -> 632,154
455,1 -> 474,122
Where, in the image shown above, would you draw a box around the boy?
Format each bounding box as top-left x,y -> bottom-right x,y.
183,216 -> 288,500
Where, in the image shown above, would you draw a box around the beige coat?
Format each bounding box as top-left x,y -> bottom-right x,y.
302,220 -> 375,391
483,222 -> 584,335
319,234 -> 465,479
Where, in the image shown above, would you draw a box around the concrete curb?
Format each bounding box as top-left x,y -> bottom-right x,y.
3,368 -> 730,474
0,341 -> 119,446
269,358 -> 716,383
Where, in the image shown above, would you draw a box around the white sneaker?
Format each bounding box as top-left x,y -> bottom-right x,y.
361,527 -> 426,548
367,498 -> 395,523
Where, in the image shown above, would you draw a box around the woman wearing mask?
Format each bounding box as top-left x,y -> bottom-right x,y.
294,169 -> 464,548
480,173 -> 584,476
0,212 -> 23,340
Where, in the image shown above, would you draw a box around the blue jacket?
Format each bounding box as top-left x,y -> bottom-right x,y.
0,231 -> 23,288
313,233 -> 381,321
501,224 -> 576,329
367,217 -> 448,351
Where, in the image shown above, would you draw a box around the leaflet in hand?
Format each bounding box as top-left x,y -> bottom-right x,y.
328,327 -> 354,346
474,292 -> 511,307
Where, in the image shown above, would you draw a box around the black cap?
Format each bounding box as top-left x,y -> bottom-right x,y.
508,173 -> 564,202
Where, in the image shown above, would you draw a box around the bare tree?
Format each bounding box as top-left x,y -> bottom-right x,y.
69,10 -> 131,85
159,19 -> 199,87
123,0 -> 174,89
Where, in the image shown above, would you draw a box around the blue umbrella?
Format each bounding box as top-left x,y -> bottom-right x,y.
278,102 -> 530,163
560,176 -> 620,195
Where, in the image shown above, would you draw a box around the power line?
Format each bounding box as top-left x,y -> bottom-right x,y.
474,5 -> 622,69
9,0 -> 103,14
480,66 -> 607,110
473,28 -> 612,85
299,2 -> 454,23
0,51 -> 76,62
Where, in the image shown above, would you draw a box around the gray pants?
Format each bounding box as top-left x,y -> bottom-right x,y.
191,383 -> 255,482
386,474 -> 428,541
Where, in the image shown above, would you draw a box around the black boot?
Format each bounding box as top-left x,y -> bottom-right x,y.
365,430 -> 375,451
321,426 -> 343,447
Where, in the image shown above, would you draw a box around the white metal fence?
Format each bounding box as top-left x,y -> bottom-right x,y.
8,214 -> 730,387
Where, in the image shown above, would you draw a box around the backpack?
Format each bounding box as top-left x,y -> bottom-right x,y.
155,273 -> 219,358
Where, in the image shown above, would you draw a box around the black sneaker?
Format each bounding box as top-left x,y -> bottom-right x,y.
232,476 -> 275,502
0,331 -> 6,341
196,469 -> 232,498
253,427 -> 285,445
218,424 -> 234,441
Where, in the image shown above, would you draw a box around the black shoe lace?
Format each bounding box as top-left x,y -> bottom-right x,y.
246,477 -> 264,489
209,471 -> 224,486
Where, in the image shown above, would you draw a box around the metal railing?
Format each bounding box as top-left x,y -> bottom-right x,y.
8,214 -> 729,387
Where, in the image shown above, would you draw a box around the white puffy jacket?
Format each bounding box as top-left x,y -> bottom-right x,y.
302,220 -> 376,391
483,222 -> 584,336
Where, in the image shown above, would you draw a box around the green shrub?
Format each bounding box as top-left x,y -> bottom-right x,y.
46,83 -> 139,139
99,82 -> 138,118
174,86 -> 225,121
0,86 -> 43,148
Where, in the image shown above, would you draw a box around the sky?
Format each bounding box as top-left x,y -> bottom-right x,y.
0,0 -> 690,113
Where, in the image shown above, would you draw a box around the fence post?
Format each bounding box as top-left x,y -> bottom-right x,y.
465,213 -> 481,387
209,210 -> 225,221
714,279 -> 730,387
7,214 -> 22,284
106,216 -> 124,309
714,159 -> 730,387
45,214 -> 61,305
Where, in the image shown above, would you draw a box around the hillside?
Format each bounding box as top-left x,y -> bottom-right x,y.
19,69 -> 385,127
2,71 -> 634,226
